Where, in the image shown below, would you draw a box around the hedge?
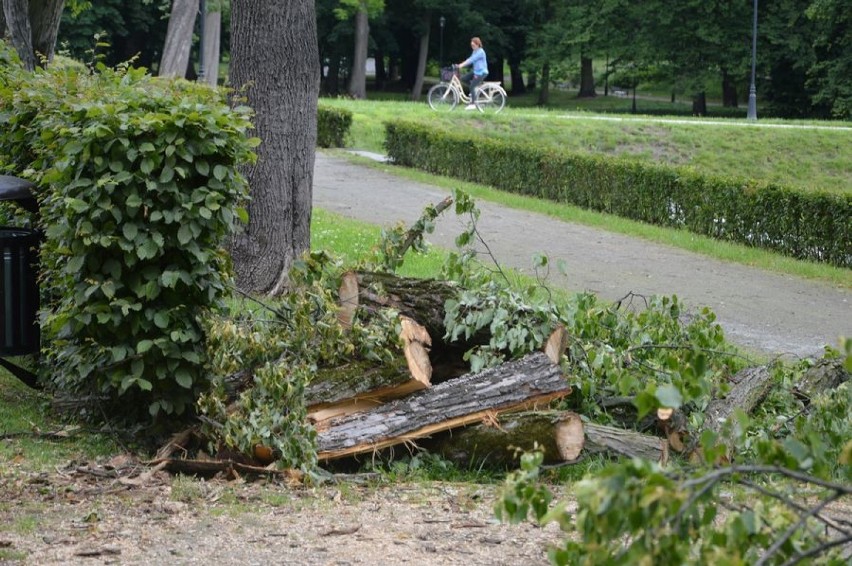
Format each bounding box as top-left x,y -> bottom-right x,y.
0,54 -> 256,420
317,104 -> 352,148
384,120 -> 851,268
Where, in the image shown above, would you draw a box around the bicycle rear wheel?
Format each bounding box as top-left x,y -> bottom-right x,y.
428,84 -> 458,111
475,85 -> 506,114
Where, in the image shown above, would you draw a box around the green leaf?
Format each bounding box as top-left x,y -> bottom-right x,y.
159,165 -> 174,184
122,223 -> 138,241
153,311 -> 170,328
213,164 -> 227,181
175,368 -> 193,389
177,224 -> 192,245
137,339 -> 154,354
655,383 -> 684,409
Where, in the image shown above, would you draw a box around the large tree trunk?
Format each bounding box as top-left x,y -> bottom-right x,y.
201,9 -> 221,86
316,351 -> 570,460
0,5 -> 6,38
158,0 -> 197,78
374,47 -> 386,90
229,0 -> 319,295
347,8 -> 368,99
3,0 -> 65,71
578,55 -> 596,97
409,12 -> 429,101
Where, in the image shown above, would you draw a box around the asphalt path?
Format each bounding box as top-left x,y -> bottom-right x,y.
312,151 -> 851,359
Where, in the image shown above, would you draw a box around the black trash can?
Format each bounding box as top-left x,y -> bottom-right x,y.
0,175 -> 40,358
0,228 -> 40,355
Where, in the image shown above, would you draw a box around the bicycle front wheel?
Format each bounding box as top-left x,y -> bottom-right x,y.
475,86 -> 506,114
428,84 -> 458,111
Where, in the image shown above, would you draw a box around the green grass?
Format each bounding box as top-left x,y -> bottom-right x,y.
0,367 -> 120,469
321,98 -> 852,196
323,151 -> 852,289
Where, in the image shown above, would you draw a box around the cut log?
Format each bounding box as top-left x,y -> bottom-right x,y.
305,317 -> 432,426
316,351 -> 571,461
424,411 -> 668,468
793,358 -> 849,404
695,365 -> 773,461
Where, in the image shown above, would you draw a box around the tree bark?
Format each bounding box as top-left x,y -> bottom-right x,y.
409,12 -> 429,101
158,0 -> 197,78
692,91 -> 707,116
229,0 -> 319,295
326,54 -> 341,95
721,68 -> 738,107
374,47 -> 386,90
509,61 -> 526,95
793,358 -> 849,404
0,5 -> 6,38
3,0 -> 65,70
424,411 -> 668,469
537,63 -> 550,106
347,8 -> 369,99
578,55 -> 596,97
201,9 -> 221,86
316,351 -> 571,460
698,365 -> 773,460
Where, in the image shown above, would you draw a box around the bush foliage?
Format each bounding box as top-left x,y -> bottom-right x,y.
384,120 -> 851,268
0,55 -> 256,420
317,104 -> 352,148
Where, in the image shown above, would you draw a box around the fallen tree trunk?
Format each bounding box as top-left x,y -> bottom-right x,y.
424,410 -> 668,468
694,365 -> 773,461
316,351 -> 570,461
794,358 -> 849,404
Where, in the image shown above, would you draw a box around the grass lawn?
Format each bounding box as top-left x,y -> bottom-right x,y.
321,98 -> 852,196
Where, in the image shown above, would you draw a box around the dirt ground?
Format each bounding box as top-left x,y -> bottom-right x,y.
0,457 -> 567,565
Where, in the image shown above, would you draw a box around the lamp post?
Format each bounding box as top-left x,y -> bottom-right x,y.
439,16 -> 445,68
198,0 -> 206,82
747,0 -> 758,120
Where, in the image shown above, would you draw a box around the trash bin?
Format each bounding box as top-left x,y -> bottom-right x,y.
0,175 -> 40,358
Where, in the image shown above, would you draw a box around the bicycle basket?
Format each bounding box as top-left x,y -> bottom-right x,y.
440,67 -> 456,81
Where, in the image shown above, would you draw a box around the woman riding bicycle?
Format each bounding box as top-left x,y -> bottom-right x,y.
457,37 -> 487,110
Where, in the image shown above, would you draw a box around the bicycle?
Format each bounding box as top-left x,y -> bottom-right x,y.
427,66 -> 507,114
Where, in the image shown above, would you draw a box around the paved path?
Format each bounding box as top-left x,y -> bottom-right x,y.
313,152 -> 851,359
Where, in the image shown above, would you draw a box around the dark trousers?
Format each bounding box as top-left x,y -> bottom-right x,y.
461,72 -> 486,102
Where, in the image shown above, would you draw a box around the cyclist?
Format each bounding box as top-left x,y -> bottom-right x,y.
457,37 -> 487,110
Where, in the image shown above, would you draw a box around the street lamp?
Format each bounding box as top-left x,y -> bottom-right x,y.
439,16 -> 445,68
747,0 -> 758,120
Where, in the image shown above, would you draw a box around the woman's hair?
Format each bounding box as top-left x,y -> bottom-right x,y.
470,37 -> 482,48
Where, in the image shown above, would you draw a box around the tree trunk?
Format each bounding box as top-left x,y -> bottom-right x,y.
424,411 -> 668,469
347,8 -> 368,99
526,71 -> 536,91
201,9 -> 221,86
721,68 -> 738,107
578,55 -> 596,97
229,0 -> 319,295
409,12 -> 430,101
692,91 -> 707,116
537,63 -> 550,106
697,365 -> 773,461
159,0 -> 197,78
509,60 -> 525,95
0,5 -> 6,38
793,358 -> 849,404
388,56 -> 399,81
326,54 -> 341,95
3,0 -> 65,70
316,351 -> 570,460
374,47 -> 386,90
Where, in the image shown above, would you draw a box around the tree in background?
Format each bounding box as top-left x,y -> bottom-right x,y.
806,0 -> 851,119
159,0 -> 196,77
2,0 -> 66,70
228,0 -> 319,295
334,0 -> 383,99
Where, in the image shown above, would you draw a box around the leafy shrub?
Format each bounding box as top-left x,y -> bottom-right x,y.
385,120 -> 852,267
0,61 -> 256,421
317,104 -> 352,148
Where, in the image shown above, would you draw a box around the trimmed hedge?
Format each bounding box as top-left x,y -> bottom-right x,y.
317,104 -> 352,148
0,57 -> 256,420
384,120 -> 851,268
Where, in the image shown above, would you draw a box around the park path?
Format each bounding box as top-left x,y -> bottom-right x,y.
312,152 -> 851,359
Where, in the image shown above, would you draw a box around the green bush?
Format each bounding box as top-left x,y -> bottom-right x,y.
317,104 -> 352,148
0,61 -> 256,421
384,120 -> 852,268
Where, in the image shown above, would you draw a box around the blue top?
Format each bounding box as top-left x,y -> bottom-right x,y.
463,48 -> 488,77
